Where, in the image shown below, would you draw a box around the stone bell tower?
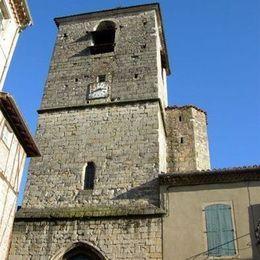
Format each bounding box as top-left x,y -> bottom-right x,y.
21,3 -> 170,209
9,3 -> 211,259
9,4 -> 171,259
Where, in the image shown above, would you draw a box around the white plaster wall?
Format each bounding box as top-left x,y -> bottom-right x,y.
0,0 -> 20,90
0,110 -> 26,260
162,182 -> 260,260
0,181 -> 17,260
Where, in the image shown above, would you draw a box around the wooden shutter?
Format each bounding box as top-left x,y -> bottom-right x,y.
205,204 -> 236,256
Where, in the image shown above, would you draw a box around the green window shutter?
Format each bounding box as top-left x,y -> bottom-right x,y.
205,204 -> 236,256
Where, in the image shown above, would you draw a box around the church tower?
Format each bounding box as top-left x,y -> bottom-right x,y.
9,4 -> 210,259
10,4 -> 169,259
22,3 -> 170,209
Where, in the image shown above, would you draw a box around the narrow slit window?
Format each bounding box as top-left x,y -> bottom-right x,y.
84,162 -> 95,190
180,137 -> 184,144
179,116 -> 182,122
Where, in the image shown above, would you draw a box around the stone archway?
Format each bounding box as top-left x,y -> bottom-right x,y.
52,241 -> 107,260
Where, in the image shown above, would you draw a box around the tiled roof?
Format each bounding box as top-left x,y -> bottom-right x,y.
159,165 -> 260,186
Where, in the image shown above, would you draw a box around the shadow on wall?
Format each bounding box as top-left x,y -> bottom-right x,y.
71,48 -> 92,58
249,204 -> 260,259
113,178 -> 159,207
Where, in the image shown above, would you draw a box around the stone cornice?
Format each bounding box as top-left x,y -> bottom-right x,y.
15,206 -> 166,221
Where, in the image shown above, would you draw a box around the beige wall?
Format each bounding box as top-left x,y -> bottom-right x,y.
0,110 -> 26,259
0,0 -> 22,90
162,181 -> 260,260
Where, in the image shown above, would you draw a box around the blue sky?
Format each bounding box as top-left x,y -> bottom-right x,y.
3,0 -> 260,204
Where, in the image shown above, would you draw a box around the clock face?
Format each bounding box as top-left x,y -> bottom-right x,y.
88,82 -> 108,99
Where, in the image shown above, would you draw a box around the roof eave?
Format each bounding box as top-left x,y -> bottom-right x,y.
0,92 -> 40,157
159,166 -> 260,186
9,0 -> 33,30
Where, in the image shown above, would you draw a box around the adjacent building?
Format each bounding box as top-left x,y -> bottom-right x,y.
160,166 -> 260,259
0,0 -> 32,90
0,1 -> 39,259
0,92 -> 39,260
8,3 -> 260,259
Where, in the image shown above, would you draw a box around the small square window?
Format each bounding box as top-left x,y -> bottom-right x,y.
2,124 -> 13,148
97,75 -> 106,83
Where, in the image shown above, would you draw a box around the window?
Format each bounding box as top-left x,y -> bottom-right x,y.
1,124 -> 13,148
97,75 -> 106,83
204,204 -> 236,257
84,162 -> 95,190
89,21 -> 116,55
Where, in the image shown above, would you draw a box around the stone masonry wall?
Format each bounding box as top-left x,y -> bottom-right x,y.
10,216 -> 162,260
23,102 -> 161,208
40,10 -> 161,110
166,106 -> 210,172
192,108 -> 211,170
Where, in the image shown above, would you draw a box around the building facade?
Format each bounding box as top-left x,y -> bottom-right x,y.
0,92 -> 39,259
0,1 -> 37,259
160,167 -> 260,259
0,0 -> 31,90
8,3 -> 260,259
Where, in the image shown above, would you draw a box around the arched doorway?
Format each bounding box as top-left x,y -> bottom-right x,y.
53,242 -> 106,260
